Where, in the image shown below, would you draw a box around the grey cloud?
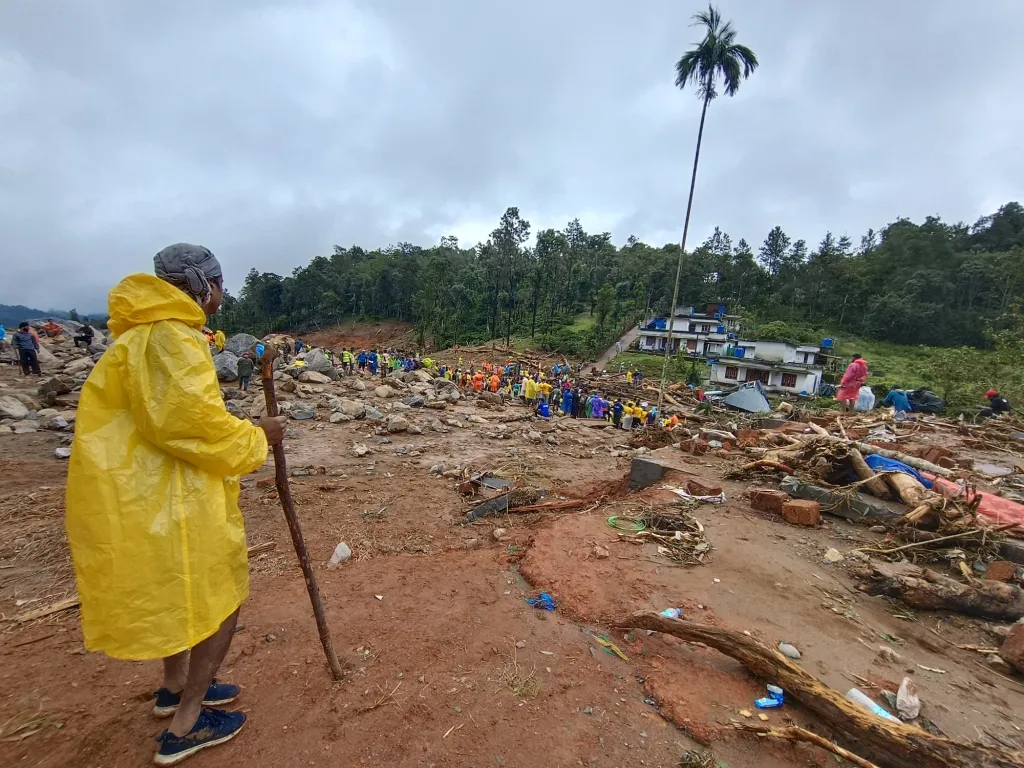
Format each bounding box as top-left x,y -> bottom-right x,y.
1,0 -> 1022,311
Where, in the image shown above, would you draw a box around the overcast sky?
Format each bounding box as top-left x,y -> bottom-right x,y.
2,0 -> 1023,312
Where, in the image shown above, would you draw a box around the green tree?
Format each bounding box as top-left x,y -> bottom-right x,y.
658,3 -> 759,412
594,283 -> 616,333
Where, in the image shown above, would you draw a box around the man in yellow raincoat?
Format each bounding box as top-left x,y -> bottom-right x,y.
66,243 -> 287,766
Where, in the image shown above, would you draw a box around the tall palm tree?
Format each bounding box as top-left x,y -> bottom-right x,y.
657,4 -> 758,414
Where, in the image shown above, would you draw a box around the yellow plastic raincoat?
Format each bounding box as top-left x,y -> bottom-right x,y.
66,274 -> 268,660
214,329 -> 226,351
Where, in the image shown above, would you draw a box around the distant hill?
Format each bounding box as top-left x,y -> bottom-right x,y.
0,305 -> 107,328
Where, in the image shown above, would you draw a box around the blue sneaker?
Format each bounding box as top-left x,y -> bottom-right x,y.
154,708 -> 246,766
153,680 -> 241,717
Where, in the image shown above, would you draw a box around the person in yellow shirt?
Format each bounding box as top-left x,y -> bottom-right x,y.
525,377 -> 537,404
214,329 -> 225,352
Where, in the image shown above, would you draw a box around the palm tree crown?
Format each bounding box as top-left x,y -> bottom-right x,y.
675,4 -> 758,100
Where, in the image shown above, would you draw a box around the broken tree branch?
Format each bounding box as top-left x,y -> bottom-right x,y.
848,448 -> 892,500
856,561 -> 1024,621
615,612 -> 1024,768
800,435 -> 955,478
735,724 -> 880,768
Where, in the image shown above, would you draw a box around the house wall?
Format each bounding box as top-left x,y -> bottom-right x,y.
710,362 -> 822,395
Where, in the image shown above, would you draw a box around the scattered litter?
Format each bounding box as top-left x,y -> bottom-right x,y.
374,594 -> 383,601
896,676 -> 921,720
593,635 -> 629,661
659,608 -> 683,620
755,684 -> 784,709
526,592 -> 557,611
846,688 -> 901,724
665,486 -> 726,505
758,713 -> 769,721
739,709 -> 752,718
917,664 -> 947,674
539,650 -> 554,656
607,516 -> 646,532
328,541 -> 351,567
713,578 -> 721,584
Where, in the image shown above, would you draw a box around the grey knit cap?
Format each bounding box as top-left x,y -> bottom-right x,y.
153,243 -> 223,304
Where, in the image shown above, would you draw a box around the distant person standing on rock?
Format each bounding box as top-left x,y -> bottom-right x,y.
65,243 -> 287,766
13,321 -> 42,375
836,354 -> 869,414
236,353 -> 254,392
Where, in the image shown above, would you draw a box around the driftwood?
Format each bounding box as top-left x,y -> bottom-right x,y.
800,435 -> 954,478
857,561 -> 1024,621
616,612 -> 1024,768
884,471 -> 930,507
848,448 -> 892,500
735,724 -> 880,768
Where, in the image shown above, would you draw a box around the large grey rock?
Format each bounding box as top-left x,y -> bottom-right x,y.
225,333 -> 258,357
298,370 -> 332,384
329,412 -> 352,424
64,357 -> 94,375
334,399 -> 365,419
351,379 -> 367,391
225,401 -> 246,418
36,345 -> 58,365
88,342 -> 107,355
38,377 -> 72,396
374,385 -> 394,399
387,415 -> 410,433
212,351 -> 239,381
403,395 -> 426,408
289,403 -> 317,420
45,416 -> 70,430
0,396 -> 29,420
303,349 -> 334,374
11,420 -> 38,434
364,405 -> 384,421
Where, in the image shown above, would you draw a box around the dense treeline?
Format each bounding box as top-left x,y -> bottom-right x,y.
212,202 -> 1024,354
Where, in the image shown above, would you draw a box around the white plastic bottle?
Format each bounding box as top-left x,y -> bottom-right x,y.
846,688 -> 901,724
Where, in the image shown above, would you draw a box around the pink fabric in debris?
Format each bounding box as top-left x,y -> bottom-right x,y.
927,475 -> 1024,527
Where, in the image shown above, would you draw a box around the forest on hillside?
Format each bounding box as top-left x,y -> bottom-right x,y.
212,202 -> 1024,357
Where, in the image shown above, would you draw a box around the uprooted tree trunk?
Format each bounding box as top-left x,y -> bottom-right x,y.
856,562 -> 1024,622
799,434 -> 955,478
848,447 -> 892,500
615,612 -> 1024,768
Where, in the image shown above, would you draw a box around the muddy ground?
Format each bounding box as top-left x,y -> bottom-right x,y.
2,350 -> 1023,768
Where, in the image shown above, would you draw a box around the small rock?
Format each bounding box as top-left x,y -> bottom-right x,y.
387,415 -> 410,433
328,541 -> 352,566
515,640 -> 526,649
869,525 -> 887,533
527,431 -> 542,443
877,646 -> 903,664
408,424 -> 423,435
329,412 -> 352,423
54,446 -> 72,459
593,545 -> 610,559
364,405 -> 384,421
582,707 -> 594,715
778,642 -> 801,660
352,443 -> 369,457
429,462 -> 445,475
823,548 -> 844,564
492,528 -> 507,541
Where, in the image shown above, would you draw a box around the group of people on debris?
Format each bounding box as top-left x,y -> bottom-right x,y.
2,318 -> 96,376
836,353 -> 1012,420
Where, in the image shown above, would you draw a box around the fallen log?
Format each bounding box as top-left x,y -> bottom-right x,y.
615,612 -> 1024,768
856,561 -> 1024,621
849,448 -> 892,500
801,435 -> 955,478
884,471 -> 930,507
734,724 -> 880,768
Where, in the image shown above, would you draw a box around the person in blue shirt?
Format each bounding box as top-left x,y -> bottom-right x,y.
357,350 -> 367,371
294,337 -> 304,354
883,386 -> 911,414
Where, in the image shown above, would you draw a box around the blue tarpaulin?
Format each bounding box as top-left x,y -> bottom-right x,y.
863,454 -> 932,488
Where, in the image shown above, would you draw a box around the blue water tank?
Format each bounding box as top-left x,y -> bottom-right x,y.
734,347 -> 745,358
716,325 -> 725,334
821,337 -> 834,349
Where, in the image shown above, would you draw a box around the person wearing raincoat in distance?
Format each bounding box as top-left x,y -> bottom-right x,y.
65,244 -> 288,766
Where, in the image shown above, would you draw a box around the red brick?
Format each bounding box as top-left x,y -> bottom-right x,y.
687,478 -> 723,497
737,429 -> 761,441
779,422 -> 810,435
1001,621 -> 1024,672
683,438 -> 710,455
751,489 -> 789,514
936,456 -> 958,470
985,561 -> 1018,583
782,499 -> 821,526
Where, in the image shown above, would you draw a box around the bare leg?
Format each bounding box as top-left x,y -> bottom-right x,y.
162,651 -> 189,693
167,609 -> 239,737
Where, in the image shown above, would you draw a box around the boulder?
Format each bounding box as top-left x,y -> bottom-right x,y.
298,370 -> 333,384
225,401 -> 246,418
36,345 -> 58,365
387,415 -> 410,433
88,342 -> 107,355
212,352 -> 239,381
303,349 -> 334,374
11,420 -> 38,434
46,416 -> 70,430
478,391 -> 503,405
329,412 -> 352,424
364,405 -> 384,421
64,357 -> 95,376
403,395 -> 426,408
279,379 -> 297,393
336,399 -> 365,419
38,377 -> 72,396
425,401 -> 447,410
374,386 -> 394,399
351,379 -> 367,391
248,399 -> 267,419
54,446 -> 72,459
289,403 -> 317,420
0,396 -> 29,420
225,333 -> 258,357
408,424 -> 423,435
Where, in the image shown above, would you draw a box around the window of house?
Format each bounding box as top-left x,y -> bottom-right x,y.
745,369 -> 769,384
724,366 -> 738,380
781,373 -> 798,388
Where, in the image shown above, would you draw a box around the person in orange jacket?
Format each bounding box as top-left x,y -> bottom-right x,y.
489,372 -> 500,392
472,371 -> 485,391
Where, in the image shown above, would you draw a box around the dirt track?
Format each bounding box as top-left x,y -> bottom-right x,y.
2,354 -> 1024,767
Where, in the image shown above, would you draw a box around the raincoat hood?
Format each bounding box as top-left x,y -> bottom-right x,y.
107,273 -> 206,338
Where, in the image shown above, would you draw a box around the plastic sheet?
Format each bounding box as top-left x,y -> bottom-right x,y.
66,274 -> 269,660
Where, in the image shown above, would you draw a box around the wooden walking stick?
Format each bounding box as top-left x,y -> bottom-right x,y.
258,348 -> 346,681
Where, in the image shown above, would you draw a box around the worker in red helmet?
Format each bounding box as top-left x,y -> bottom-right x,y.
979,389 -> 1012,419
